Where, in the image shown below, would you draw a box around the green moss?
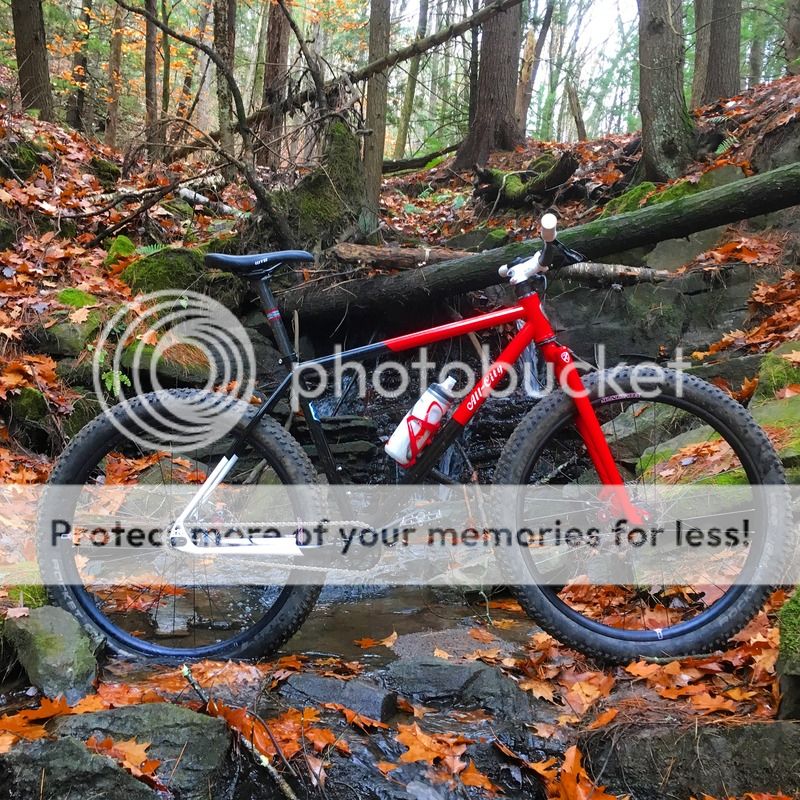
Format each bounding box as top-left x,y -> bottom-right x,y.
31,310 -> 103,356
601,182 -> 657,217
0,142 -> 40,180
162,199 -> 195,219
57,288 -> 99,308
488,170 -> 528,202
104,235 -> 136,266
10,387 -> 48,421
0,217 -> 14,250
647,179 -> 697,206
483,228 -> 509,249
752,343 -> 800,405
528,153 -> 557,174
90,156 -> 121,191
423,155 -> 446,169
779,589 -> 800,661
121,247 -> 205,294
63,393 -> 103,440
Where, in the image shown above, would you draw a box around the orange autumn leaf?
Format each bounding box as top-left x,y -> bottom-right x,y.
377,760 -> 398,775
354,630 -> 397,649
469,626 -> 496,644
586,707 -> 619,730
519,677 -> 556,702
322,702 -> 389,732
460,759 -> 498,792
395,722 -> 472,769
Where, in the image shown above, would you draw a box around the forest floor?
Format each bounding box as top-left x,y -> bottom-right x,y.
0,77 -> 800,799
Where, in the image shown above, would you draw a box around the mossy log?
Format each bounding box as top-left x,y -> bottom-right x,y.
278,161 -> 800,324
473,151 -> 580,207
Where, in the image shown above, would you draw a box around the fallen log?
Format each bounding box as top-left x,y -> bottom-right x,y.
330,243 -> 674,283
473,151 -> 580,207
329,242 -> 472,269
382,144 -> 460,174
278,161 -> 800,323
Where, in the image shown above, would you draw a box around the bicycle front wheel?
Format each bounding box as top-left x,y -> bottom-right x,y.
493,367 -> 789,662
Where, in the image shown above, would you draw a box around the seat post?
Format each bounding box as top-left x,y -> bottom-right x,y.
254,277 -> 295,362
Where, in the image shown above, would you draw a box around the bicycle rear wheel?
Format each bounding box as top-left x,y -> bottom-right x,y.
493,367 -> 789,662
41,389 -> 322,661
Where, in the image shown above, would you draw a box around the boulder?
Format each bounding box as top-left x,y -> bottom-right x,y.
0,737 -> 157,800
90,156 -> 121,191
53,704 -> 233,800
753,118 -> 800,172
2,606 -> 97,703
0,216 -> 14,250
583,721 -> 800,799
778,588 -> 800,719
121,247 -> 247,311
281,673 -> 397,722
752,341 -> 800,405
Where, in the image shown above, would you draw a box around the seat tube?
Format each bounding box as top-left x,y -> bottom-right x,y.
254,279 -> 295,360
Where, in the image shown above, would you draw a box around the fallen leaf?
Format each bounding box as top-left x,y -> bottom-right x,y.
354,630 -> 397,649
377,760 -> 398,775
5,607 -> 29,619
460,759 -> 498,791
586,707 -> 619,730
433,647 -> 452,660
469,627 -> 496,644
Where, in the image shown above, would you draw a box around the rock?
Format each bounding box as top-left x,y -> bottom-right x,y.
0,140 -> 41,181
0,737 -> 157,800
121,247 -> 247,310
460,666 -> 533,717
752,341 -> 800,405
2,606 -> 97,703
281,673 -> 397,722
104,234 -> 136,266
120,342 -> 211,385
9,386 -> 48,423
90,155 -> 122,191
645,225 -> 725,270
445,228 -> 509,252
62,393 -> 103,440
55,357 -> 95,387
53,704 -> 233,799
687,353 -> 764,392
583,721 -> 800,799
0,216 -> 14,250
753,118 -> 800,172
778,588 -> 800,720
28,293 -> 104,357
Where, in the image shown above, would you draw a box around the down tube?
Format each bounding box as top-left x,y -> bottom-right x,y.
451,322 -> 539,425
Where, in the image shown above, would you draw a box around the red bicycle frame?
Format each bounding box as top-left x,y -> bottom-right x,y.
245,279 -> 643,520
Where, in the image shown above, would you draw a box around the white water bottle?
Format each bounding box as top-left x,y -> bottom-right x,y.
385,376 -> 457,467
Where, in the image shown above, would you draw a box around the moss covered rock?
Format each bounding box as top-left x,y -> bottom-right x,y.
120,343 -> 210,385
90,156 -> 121,191
58,288 -> 99,308
103,235 -> 136,266
63,393 -> 103,440
241,121 -> 365,252
29,309 -> 103,357
0,141 -> 41,181
9,386 -> 48,422
752,342 -> 800,405
601,182 -> 657,217
121,247 -> 246,310
0,217 -> 14,250
2,606 -> 97,703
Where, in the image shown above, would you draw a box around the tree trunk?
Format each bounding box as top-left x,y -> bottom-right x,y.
144,0 -> 160,158
105,4 -> 125,147
690,0 -> 711,108
170,4 -> 210,146
249,0 -> 270,113
748,35 -> 763,87
697,0 -> 741,104
278,161 -> 800,323
638,0 -> 694,181
362,0 -> 391,239
453,0 -> 522,169
213,0 -> 237,176
539,6 -> 563,140
514,0 -> 554,137
259,0 -> 290,169
566,81 -> 587,140
382,142 -> 460,173
786,0 -> 800,75
10,0 -> 54,121
65,0 -> 93,130
161,0 -> 171,116
393,0 -> 429,159
468,0 -> 480,125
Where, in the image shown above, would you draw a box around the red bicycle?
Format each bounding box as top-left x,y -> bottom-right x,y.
44,215 -> 788,662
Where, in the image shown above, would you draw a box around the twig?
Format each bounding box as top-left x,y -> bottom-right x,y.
181,665 -> 299,800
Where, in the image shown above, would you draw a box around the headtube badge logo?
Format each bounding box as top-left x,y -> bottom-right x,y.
92,290 -> 257,452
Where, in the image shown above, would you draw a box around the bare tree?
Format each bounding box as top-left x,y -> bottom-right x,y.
566,81 -> 587,140
393,0 -> 429,158
10,0 -> 54,121
66,0 -> 94,130
454,0 -> 522,168
514,0 -> 554,137
638,0 -> 694,180
363,0 -> 391,238
259,0 -> 290,169
106,4 -> 125,147
691,0 -> 741,106
786,0 -> 800,75
214,0 -> 237,176
144,0 -> 161,157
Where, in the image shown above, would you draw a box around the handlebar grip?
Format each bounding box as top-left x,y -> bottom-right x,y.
541,213 -> 557,243
498,265 -> 509,278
